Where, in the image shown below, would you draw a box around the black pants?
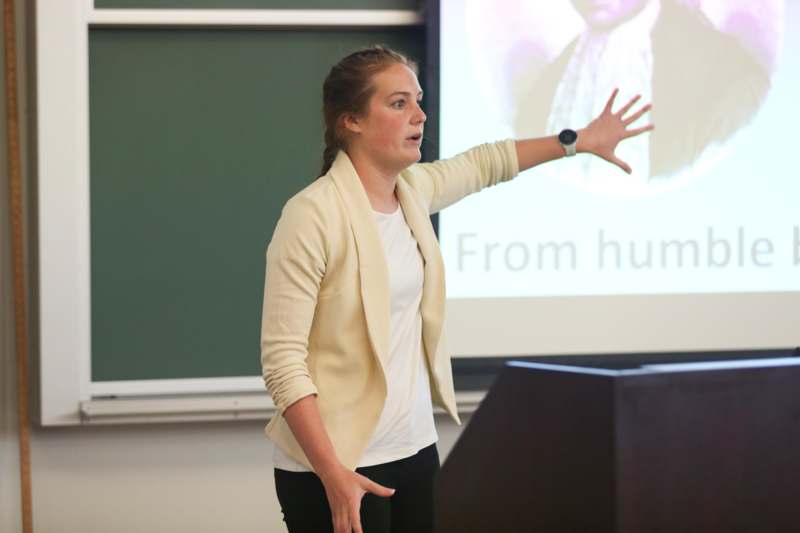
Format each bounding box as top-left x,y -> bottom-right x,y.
274,443 -> 440,533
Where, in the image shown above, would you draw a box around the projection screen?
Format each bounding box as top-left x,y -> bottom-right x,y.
435,0 -> 799,357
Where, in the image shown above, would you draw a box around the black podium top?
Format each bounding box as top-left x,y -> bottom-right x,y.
451,347 -> 800,390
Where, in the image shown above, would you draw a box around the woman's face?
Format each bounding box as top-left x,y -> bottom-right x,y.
345,62 -> 426,173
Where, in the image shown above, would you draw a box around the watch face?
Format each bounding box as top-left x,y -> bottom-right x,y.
559,129 -> 578,145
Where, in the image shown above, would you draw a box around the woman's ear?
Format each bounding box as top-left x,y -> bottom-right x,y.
341,113 -> 363,135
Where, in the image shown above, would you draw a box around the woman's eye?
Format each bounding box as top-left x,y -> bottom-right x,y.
391,99 -> 422,110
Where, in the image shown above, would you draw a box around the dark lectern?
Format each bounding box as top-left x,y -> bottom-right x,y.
436,355 -> 800,533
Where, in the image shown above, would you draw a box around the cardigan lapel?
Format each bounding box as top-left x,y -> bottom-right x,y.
327,150 -> 447,375
395,178 -> 446,369
328,151 -> 391,370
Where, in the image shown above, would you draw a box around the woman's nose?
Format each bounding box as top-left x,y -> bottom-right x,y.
414,103 -> 427,124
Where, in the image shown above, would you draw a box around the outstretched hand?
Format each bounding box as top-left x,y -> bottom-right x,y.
578,88 -> 655,174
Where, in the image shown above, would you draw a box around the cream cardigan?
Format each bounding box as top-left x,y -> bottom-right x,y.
260,139 -> 520,471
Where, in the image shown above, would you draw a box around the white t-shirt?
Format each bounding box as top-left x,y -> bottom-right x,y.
273,203 -> 438,472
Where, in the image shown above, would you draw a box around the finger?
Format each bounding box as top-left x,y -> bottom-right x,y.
610,155 -> 632,174
616,94 -> 641,118
623,123 -> 655,139
351,504 -> 363,533
357,472 -> 396,497
623,103 -> 652,126
366,479 -> 396,498
336,505 -> 354,533
603,88 -> 619,114
333,511 -> 348,533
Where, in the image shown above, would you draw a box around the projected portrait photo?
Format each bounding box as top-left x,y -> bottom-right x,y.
465,0 -> 783,196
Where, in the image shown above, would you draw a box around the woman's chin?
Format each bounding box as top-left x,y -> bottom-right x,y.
407,145 -> 423,160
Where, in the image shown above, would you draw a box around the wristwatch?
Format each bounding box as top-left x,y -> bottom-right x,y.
558,129 -> 578,157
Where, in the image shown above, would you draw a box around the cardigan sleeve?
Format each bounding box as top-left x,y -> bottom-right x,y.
260,195 -> 327,415
404,138 -> 520,214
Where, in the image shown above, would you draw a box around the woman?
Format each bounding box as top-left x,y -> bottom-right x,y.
260,46 -> 652,533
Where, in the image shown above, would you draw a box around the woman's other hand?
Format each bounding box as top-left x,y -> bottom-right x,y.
577,88 -> 655,174
318,463 -> 395,533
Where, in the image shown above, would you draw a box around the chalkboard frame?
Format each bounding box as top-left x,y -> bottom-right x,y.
35,0 -> 428,425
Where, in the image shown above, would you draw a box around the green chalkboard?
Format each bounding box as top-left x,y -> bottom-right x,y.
89,27 -> 425,382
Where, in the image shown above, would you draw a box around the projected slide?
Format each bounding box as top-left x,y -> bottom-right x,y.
438,0 -> 797,298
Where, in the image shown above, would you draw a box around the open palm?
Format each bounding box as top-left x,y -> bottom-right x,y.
579,88 -> 655,174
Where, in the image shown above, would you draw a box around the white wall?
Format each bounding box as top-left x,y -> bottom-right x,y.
0,2 -> 470,531
22,415 -> 469,533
